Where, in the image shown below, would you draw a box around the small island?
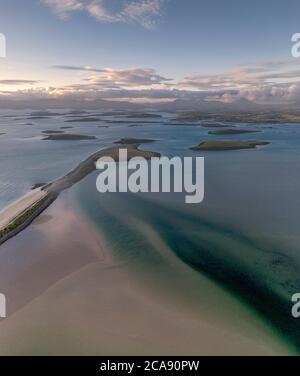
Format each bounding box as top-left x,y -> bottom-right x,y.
43,133 -> 97,141
175,110 -> 300,124
29,111 -> 62,117
27,116 -> 50,120
0,144 -> 160,246
65,117 -> 101,123
65,110 -> 88,116
126,113 -> 162,119
115,137 -> 156,145
42,130 -> 65,135
128,124 -> 144,128
208,128 -> 261,135
191,140 -> 270,151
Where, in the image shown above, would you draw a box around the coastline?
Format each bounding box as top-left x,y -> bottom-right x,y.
0,189 -> 47,229
0,144 -> 160,246
0,190 -> 57,246
0,133 -> 298,355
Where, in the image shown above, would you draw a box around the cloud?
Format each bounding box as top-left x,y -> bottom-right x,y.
3,59 -> 300,107
238,59 -> 300,71
88,67 -> 172,86
180,63 -> 300,92
41,0 -> 84,19
41,0 -> 165,29
53,65 -> 172,86
52,65 -> 106,73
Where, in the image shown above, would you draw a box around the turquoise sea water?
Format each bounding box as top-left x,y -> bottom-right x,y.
1,109 -> 300,350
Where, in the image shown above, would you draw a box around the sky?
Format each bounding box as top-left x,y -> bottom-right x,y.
0,0 -> 300,107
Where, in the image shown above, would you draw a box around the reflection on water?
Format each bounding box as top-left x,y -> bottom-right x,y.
74,131 -> 300,351
1,109 -> 300,353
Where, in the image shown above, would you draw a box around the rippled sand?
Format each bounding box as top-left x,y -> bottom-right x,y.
0,192 -> 293,355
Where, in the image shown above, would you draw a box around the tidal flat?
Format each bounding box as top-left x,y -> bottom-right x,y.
0,192 -> 293,355
0,110 -> 300,355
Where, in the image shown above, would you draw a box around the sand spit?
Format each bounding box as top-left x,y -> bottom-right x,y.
0,145 -> 160,246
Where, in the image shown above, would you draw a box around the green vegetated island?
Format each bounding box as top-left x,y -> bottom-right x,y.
208,128 -> 261,135
0,123 -> 272,247
175,110 -> 300,124
0,143 -> 160,246
43,133 -> 97,141
65,117 -> 102,123
27,116 -> 50,120
125,113 -> 162,119
42,130 -> 65,135
115,137 -> 156,145
191,140 -> 270,151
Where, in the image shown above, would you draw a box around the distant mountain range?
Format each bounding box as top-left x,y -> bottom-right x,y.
0,95 -> 297,113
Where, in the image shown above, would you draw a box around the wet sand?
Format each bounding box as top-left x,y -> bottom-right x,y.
0,191 -> 293,355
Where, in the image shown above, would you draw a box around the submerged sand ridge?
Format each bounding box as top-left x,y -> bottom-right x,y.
0,193 -> 293,355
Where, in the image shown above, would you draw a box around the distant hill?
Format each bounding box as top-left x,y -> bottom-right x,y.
0,94 -> 297,113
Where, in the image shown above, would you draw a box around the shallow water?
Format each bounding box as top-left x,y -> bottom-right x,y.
1,109 -> 300,353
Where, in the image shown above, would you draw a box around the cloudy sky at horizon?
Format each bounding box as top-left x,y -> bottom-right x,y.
0,0 -> 300,106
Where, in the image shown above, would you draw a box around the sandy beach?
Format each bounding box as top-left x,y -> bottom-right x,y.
0,189 -> 47,230
0,144 -> 160,246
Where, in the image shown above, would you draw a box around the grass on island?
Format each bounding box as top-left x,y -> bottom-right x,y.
27,116 -> 50,120
43,134 -> 97,141
42,130 -> 65,135
125,113 -> 162,119
176,110 -> 300,124
191,140 -> 270,151
208,128 -> 261,135
29,111 -> 62,117
65,118 -> 101,123
115,138 -> 156,145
